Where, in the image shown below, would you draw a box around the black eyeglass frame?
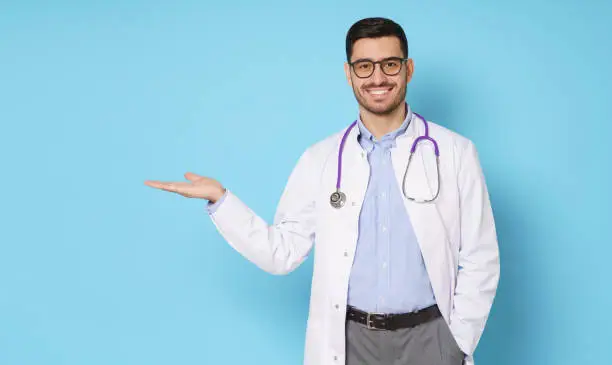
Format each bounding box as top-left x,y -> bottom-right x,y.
348,57 -> 409,78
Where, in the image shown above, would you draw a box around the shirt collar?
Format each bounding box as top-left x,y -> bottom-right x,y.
357,103 -> 413,152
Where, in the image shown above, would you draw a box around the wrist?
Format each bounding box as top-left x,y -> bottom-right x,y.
209,186 -> 226,203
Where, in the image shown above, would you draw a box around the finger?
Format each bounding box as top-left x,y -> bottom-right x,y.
184,172 -> 204,182
144,180 -> 189,194
144,180 -> 167,189
163,182 -> 192,194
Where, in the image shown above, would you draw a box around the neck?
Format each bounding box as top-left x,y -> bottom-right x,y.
359,103 -> 407,140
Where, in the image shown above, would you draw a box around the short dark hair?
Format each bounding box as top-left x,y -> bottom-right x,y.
345,17 -> 408,62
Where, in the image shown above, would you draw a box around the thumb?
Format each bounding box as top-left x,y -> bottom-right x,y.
184,172 -> 204,182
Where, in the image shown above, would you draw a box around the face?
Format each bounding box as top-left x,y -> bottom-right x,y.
344,36 -> 414,116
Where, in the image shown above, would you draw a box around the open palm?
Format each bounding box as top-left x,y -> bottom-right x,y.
144,172 -> 225,201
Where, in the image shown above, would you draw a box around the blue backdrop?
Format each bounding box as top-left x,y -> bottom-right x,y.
1,1 -> 611,364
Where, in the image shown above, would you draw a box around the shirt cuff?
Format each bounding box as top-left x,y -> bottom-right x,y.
207,189 -> 228,215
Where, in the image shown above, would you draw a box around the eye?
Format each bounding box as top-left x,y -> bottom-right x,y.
386,60 -> 399,67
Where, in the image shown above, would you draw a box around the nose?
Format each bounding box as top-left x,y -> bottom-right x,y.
370,63 -> 387,84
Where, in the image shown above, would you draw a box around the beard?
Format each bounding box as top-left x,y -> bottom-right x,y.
351,78 -> 407,116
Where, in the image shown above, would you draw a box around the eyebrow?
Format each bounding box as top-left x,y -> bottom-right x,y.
350,56 -> 404,63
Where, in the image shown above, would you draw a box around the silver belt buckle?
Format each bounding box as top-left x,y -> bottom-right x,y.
365,311 -> 389,331
366,312 -> 375,330
367,312 -> 385,330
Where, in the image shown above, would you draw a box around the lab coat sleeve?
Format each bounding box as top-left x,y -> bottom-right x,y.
450,140 -> 500,356
208,149 -> 317,275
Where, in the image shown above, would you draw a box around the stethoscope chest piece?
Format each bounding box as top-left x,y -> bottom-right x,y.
330,190 -> 346,209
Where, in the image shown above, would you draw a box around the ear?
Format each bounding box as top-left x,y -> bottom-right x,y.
405,58 -> 414,84
344,62 -> 353,87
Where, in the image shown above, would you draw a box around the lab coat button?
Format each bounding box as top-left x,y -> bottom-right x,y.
335,304 -> 339,309
334,355 -> 338,361
343,251 -> 348,257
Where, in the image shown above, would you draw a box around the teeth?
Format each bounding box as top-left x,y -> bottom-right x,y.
369,89 -> 389,95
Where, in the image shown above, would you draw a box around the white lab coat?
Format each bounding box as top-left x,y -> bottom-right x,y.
209,113 -> 500,365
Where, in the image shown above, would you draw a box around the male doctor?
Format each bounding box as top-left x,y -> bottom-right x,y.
145,17 -> 500,365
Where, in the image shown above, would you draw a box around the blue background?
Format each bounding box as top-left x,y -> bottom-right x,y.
1,1 -> 611,364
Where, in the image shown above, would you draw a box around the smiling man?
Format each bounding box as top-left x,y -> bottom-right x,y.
145,17 -> 500,365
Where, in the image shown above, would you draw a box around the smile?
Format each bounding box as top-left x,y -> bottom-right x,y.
366,87 -> 393,96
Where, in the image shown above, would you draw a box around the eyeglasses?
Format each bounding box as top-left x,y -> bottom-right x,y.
349,57 -> 408,78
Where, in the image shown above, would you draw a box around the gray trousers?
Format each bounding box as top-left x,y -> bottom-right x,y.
345,316 -> 465,365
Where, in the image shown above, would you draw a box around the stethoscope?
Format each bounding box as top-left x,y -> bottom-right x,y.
329,112 -> 440,209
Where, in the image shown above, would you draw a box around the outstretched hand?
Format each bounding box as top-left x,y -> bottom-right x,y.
144,172 -> 226,202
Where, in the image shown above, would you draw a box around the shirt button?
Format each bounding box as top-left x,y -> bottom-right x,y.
381,226 -> 387,232
382,262 -> 387,269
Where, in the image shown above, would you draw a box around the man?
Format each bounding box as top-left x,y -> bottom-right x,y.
145,17 -> 500,365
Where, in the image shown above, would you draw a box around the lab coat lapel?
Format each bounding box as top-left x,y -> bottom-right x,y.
392,115 -> 450,310
337,124 -> 370,235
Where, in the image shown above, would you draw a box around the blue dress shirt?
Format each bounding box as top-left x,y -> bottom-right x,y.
347,104 -> 436,314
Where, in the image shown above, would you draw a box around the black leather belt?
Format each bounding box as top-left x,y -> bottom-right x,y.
346,304 -> 442,331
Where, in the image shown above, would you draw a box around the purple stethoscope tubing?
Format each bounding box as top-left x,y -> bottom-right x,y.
330,112 -> 440,208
